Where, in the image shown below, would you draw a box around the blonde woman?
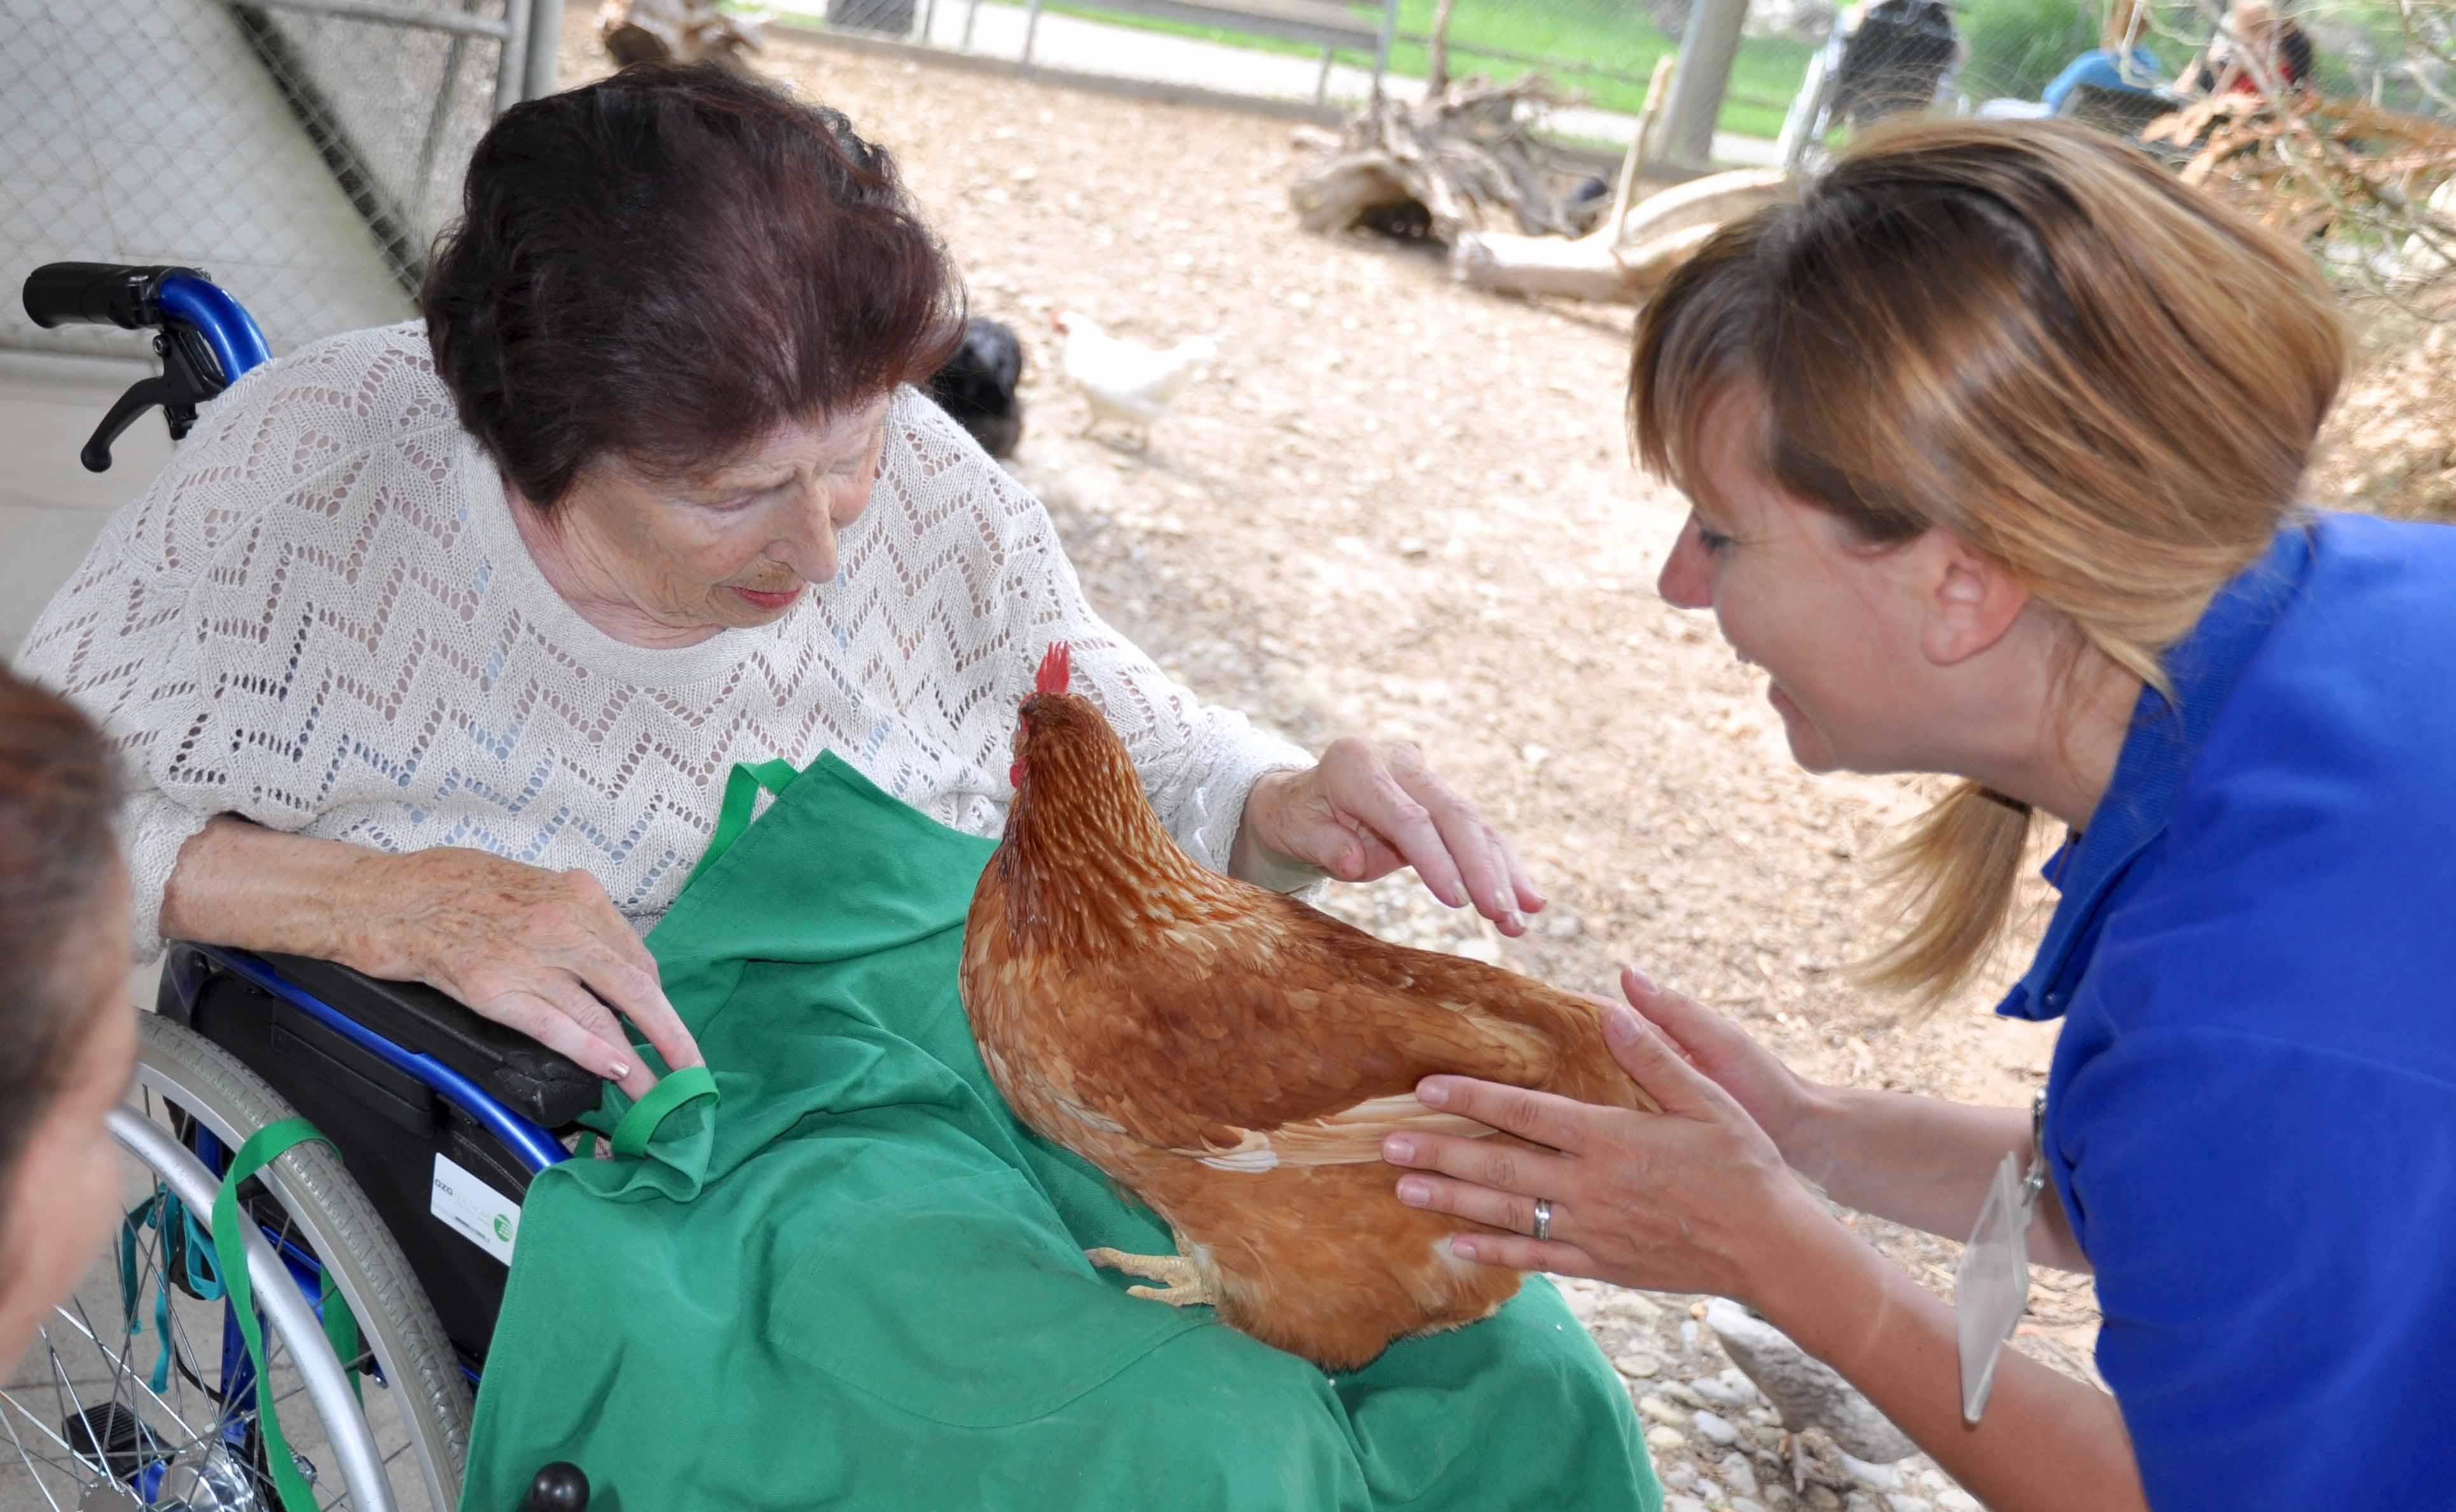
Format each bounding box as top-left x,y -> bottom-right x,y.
1383,121 -> 2456,1509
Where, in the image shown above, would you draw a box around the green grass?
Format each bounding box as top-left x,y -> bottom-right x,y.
1019,0 -> 1817,140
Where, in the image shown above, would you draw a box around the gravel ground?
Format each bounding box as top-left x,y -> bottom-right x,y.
561,19 -> 2104,1504
2312,315 -> 2456,526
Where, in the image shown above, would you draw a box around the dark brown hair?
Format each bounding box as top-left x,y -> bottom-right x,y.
0,667 -> 125,1187
1630,119 -> 2345,1003
422,62 -> 965,508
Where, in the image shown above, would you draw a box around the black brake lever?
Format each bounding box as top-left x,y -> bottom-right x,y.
81,323 -> 226,473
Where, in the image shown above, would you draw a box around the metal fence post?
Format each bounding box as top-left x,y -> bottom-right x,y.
526,0 -> 564,99
1658,0 -> 1749,170
493,0 -> 533,113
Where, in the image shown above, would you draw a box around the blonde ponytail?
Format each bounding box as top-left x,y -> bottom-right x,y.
1857,783 -> 2038,1007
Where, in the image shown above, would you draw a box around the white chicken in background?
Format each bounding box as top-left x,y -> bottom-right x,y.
1052,310 -> 1218,449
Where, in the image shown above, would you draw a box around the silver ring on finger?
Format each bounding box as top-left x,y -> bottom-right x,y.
1531,1197 -> 1553,1242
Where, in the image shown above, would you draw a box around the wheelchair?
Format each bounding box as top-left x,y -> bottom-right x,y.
12,265 -> 602,1511
1776,0 -> 1967,175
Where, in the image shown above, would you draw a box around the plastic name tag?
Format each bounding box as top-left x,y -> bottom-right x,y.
1954,1092 -> 2046,1424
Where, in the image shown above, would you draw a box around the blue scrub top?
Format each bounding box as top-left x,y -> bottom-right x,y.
1997,513 -> 2456,1508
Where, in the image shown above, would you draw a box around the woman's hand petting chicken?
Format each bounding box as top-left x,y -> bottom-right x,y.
1234,739 -> 1546,937
1380,968 -> 1826,1301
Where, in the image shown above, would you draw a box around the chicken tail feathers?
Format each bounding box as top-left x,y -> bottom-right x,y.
1036,642 -> 1072,696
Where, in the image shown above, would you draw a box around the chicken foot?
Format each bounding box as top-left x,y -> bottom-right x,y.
1084,1246 -> 1220,1307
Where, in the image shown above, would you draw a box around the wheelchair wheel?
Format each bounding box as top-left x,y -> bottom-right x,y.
1,1014 -> 471,1510
1777,43 -> 1837,176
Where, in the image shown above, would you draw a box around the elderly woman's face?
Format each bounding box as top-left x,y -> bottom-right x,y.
566,395 -> 893,635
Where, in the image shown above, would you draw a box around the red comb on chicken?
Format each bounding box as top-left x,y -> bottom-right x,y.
962,643 -> 1661,1371
1035,642 -> 1072,696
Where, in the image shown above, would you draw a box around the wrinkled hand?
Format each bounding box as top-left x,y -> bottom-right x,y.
333,847 -> 701,1097
1379,969 -> 1830,1302
1241,738 -> 1543,934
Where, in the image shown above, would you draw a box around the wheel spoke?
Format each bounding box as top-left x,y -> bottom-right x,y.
0,1382 -> 88,1490
132,1012 -> 456,1512
0,1398 -> 78,1512
40,1331 -> 99,1469
39,1296 -> 204,1443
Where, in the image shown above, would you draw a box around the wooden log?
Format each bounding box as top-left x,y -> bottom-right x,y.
1448,230 -> 1631,300
1618,221 -> 1728,294
1619,167 -> 1790,246
1448,170 -> 1789,302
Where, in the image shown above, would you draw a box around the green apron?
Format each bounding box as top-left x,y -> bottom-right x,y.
464,753 -> 1659,1511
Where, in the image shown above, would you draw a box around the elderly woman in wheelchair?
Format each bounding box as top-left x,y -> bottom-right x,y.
20,60 -> 1653,1512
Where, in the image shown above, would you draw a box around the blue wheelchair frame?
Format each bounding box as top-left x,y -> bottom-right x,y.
195,945 -> 569,1398
111,273 -> 569,1171
32,268 -> 574,1410
204,946 -> 570,1178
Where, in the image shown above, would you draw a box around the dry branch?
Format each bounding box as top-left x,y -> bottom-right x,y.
2148,92 -> 2456,298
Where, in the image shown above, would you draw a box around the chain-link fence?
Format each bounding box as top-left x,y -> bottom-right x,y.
1,0 -> 551,361
756,0 -> 2452,171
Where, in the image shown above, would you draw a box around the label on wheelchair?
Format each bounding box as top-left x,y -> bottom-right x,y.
431,1151 -> 521,1265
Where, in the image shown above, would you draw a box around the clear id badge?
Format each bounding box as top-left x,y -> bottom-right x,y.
1954,1090 -> 2046,1424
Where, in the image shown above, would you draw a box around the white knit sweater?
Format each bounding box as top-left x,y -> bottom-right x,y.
17,323 -> 1311,959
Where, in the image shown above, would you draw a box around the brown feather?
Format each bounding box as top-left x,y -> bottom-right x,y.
961,684 -> 1659,1370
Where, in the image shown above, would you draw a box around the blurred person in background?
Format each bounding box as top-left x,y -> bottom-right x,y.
2183,0 -> 2315,95
1977,0 -> 2167,118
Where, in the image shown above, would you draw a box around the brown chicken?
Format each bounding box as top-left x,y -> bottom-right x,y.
960,644 -> 1660,1371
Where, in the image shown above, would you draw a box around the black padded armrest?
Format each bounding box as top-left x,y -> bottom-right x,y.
254,952 -> 604,1129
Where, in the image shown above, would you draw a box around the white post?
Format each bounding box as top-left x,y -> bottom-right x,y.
524,0 -> 562,99
493,0 -> 532,114
1657,0 -> 1749,170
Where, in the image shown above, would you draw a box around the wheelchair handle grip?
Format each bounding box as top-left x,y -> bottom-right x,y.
21,262 -> 199,331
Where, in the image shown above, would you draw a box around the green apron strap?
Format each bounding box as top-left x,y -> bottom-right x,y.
612,1064 -> 722,1158
683,759 -> 804,891
211,1117 -> 363,1512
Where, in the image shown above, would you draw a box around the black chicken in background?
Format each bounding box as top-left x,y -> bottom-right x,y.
927,317 -> 1026,459
1563,174 -> 1613,237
